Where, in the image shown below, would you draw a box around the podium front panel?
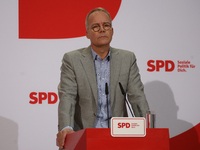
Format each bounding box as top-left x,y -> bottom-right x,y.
65,128 -> 170,150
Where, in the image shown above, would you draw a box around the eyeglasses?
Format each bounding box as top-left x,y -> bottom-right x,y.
91,22 -> 112,32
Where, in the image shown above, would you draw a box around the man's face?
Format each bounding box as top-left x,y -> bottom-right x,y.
86,11 -> 113,48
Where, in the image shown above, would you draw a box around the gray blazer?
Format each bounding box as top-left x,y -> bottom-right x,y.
58,46 -> 149,131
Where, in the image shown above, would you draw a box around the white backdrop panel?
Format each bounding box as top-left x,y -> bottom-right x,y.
0,0 -> 199,149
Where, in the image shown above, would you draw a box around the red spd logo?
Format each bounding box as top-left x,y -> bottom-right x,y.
118,122 -> 131,128
147,60 -> 175,72
29,92 -> 58,104
118,122 -> 139,128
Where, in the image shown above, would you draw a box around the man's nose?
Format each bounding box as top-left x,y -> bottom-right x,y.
99,25 -> 105,32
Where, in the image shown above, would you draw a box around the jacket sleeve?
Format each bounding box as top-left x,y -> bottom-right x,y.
126,52 -> 150,117
58,53 -> 77,131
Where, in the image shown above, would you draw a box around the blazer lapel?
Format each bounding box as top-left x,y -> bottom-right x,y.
110,48 -> 121,110
80,46 -> 98,105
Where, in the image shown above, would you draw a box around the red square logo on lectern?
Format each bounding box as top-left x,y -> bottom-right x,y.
111,117 -> 146,137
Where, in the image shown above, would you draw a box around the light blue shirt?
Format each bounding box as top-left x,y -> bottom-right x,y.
91,49 -> 111,128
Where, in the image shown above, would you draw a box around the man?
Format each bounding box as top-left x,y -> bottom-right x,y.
56,7 -> 149,149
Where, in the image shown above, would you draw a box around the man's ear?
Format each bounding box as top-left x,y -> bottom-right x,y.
111,27 -> 114,36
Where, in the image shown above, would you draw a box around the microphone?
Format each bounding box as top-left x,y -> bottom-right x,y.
119,82 -> 134,117
105,82 -> 109,95
105,83 -> 110,128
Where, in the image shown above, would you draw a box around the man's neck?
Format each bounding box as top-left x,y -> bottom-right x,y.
91,45 -> 110,59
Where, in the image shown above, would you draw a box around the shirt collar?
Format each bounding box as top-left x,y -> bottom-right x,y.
91,48 -> 111,61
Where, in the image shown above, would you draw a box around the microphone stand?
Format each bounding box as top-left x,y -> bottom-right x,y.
105,83 -> 110,128
119,82 -> 134,117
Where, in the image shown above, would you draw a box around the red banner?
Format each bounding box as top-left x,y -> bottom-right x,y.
19,0 -> 121,39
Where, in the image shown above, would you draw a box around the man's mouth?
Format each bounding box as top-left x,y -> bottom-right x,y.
98,35 -> 107,39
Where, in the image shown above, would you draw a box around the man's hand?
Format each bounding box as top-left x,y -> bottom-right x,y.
56,128 -> 74,149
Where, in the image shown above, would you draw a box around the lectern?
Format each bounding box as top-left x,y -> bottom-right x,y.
64,128 -> 170,150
